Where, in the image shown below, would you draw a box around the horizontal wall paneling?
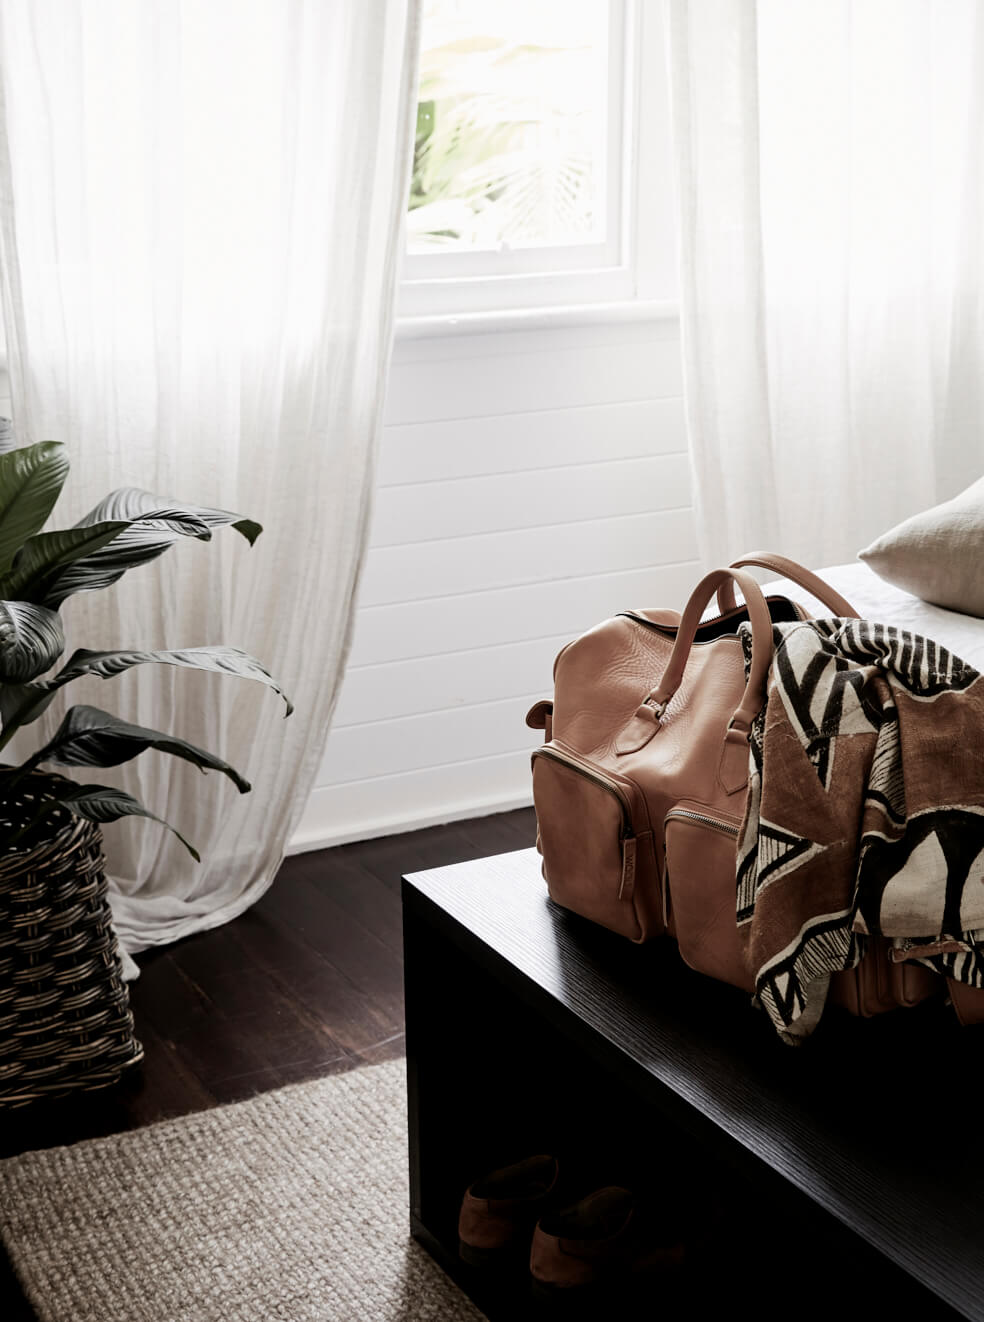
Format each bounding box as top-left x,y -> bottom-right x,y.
318,693 -> 543,787
383,327 -> 683,426
358,508 -> 698,607
347,561 -> 700,669
292,751 -> 537,852
291,314 -> 691,852
370,454 -> 690,548
377,397 -> 687,487
331,633 -> 574,728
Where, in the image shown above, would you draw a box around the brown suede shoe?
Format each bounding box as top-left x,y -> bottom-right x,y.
529,1186 -> 685,1300
458,1154 -> 560,1267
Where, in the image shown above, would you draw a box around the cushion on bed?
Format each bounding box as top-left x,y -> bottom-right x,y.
858,475 -> 984,617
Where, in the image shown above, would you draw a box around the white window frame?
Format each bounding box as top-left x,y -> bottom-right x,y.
396,0 -> 678,330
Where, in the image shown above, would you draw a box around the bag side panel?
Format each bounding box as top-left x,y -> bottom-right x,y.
663,813 -> 753,991
532,755 -> 648,942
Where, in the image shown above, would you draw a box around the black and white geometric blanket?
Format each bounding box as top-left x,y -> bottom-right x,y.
736,617 -> 984,1043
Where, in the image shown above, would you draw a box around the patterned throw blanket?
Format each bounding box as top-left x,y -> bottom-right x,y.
736,617 -> 984,1043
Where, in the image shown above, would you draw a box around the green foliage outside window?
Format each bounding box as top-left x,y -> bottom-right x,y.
408,2 -> 605,252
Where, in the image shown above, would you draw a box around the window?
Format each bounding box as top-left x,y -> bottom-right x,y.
399,0 -> 676,322
408,0 -> 613,261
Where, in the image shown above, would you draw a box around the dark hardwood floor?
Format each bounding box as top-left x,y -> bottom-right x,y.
0,807 -> 537,1321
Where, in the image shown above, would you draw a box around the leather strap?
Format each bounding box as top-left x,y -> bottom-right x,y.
716,552 -> 859,618
648,568 -> 774,735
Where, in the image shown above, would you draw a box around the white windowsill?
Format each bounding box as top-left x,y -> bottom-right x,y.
394,298 -> 680,340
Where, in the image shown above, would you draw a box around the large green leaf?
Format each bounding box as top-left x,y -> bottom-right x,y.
0,521 -> 130,603
16,488 -> 264,608
0,600 -> 65,682
77,487 -> 262,543
22,703 -> 251,791
0,488 -> 262,609
44,781 -> 201,860
0,777 -> 201,859
0,680 -> 55,732
1,644 -> 292,732
0,441 -> 70,575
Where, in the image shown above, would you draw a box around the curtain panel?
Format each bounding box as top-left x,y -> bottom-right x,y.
667,0 -> 984,568
0,0 -> 422,953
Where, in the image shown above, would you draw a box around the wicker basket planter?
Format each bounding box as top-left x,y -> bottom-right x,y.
0,776 -> 143,1107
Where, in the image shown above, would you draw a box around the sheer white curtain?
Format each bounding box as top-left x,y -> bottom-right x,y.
667,0 -> 984,567
0,0 -> 421,953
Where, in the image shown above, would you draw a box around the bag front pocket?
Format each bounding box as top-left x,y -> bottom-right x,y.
532,746 -> 656,942
663,804 -> 752,991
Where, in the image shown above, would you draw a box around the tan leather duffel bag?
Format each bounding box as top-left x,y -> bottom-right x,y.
526,553 -> 939,1018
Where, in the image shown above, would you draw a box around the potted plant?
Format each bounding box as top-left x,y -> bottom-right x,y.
0,438 -> 290,1106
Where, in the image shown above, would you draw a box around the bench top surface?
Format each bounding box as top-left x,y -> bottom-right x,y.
405,847 -> 984,1319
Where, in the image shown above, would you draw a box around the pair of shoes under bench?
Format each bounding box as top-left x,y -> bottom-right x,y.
458,1155 -> 685,1297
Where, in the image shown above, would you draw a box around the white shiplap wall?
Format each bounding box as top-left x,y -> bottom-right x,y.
290,313 -> 696,850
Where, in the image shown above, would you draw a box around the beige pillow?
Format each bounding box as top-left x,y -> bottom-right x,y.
858,476 -> 984,617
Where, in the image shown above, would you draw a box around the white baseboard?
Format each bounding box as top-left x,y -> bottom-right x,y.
286,786 -> 534,854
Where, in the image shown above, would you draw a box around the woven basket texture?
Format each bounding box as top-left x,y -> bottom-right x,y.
0,776 -> 142,1107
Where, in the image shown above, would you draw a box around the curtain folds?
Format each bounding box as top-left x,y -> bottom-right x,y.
667,0 -> 984,568
0,0 -> 421,953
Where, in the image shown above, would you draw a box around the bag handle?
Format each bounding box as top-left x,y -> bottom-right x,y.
648,567 -> 774,736
716,552 -> 859,618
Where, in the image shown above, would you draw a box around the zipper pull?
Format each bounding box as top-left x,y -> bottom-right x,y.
619,835 -> 637,900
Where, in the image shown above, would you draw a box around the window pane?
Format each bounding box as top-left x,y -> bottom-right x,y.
408,0 -> 610,254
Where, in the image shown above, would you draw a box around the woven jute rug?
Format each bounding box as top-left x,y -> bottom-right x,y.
0,1057 -> 483,1322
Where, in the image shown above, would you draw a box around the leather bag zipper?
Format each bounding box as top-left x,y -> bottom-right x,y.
664,808 -> 740,838
618,610 -> 740,642
620,609 -> 737,637
533,745 -> 639,900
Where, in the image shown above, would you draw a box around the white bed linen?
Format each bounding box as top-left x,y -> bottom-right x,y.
762,561 -> 984,670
